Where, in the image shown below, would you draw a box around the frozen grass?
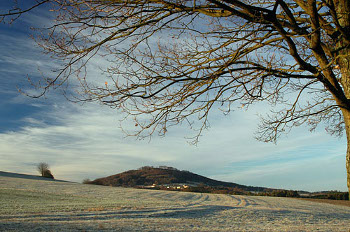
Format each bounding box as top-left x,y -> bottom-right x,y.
1,174 -> 350,231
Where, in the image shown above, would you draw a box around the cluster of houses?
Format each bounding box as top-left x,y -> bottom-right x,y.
143,182 -> 200,190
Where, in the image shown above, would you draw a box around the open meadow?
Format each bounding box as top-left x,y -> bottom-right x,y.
0,172 -> 349,231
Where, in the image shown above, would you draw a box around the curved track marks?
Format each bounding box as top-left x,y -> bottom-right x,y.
1,175 -> 350,231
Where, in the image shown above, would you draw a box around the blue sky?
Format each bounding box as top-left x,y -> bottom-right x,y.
0,2 -> 348,192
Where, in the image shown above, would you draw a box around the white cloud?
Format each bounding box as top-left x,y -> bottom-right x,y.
0,98 -> 347,192
0,9 -> 348,192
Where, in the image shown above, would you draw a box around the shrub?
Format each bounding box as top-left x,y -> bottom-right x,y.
82,178 -> 91,184
43,169 -> 54,179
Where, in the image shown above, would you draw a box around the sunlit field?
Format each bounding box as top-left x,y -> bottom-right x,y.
1,173 -> 350,231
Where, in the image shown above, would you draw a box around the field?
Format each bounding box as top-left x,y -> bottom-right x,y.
0,173 -> 350,231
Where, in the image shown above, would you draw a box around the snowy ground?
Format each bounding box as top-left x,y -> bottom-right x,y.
0,173 -> 349,231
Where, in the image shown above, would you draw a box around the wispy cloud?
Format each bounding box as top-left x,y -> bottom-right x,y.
0,8 -> 347,192
0,98 -> 346,192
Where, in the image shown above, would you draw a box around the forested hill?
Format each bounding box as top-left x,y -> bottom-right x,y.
88,166 -> 268,192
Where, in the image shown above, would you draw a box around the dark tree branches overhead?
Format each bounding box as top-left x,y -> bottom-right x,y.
1,0 -> 350,197
0,0 -> 348,140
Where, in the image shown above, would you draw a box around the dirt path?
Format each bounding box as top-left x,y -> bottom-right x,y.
1,174 -> 350,231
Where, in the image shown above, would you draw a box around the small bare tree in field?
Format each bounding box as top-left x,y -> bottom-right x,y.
37,162 -> 54,179
37,162 -> 49,177
2,0 -> 350,198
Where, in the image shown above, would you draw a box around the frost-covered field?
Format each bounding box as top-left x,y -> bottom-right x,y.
1,173 -> 350,231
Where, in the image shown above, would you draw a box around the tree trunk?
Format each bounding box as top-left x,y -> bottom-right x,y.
339,64 -> 350,200
343,110 -> 350,200
335,0 -> 350,200
339,66 -> 350,199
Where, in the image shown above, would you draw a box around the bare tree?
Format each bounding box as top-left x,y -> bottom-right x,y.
37,162 -> 49,177
37,162 -> 54,179
2,0 -> 350,198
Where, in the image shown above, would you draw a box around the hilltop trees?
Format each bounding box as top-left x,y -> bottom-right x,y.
1,0 -> 350,198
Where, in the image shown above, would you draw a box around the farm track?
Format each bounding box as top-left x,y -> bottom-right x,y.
0,175 -> 350,231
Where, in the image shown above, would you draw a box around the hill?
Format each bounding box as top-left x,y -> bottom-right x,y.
0,171 -> 69,183
88,166 -> 269,193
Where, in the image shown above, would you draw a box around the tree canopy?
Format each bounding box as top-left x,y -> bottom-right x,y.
2,0 -> 350,196
1,0 -> 348,141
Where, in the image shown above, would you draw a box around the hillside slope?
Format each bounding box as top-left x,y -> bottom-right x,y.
0,171 -> 68,182
89,166 -> 268,192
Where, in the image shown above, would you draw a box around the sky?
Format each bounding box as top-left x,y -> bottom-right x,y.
0,2 -> 348,192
